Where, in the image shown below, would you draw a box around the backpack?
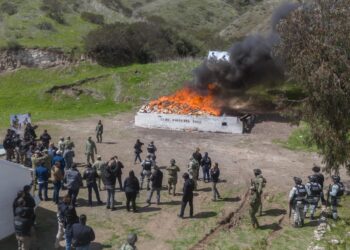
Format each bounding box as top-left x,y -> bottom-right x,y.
143,160 -> 152,171
310,182 -> 322,196
336,182 -> 345,197
63,205 -> 78,227
295,184 -> 307,201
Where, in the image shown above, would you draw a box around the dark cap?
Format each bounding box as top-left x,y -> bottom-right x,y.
253,169 -> 262,175
183,172 -> 189,179
293,177 -> 302,184
312,164 -> 321,173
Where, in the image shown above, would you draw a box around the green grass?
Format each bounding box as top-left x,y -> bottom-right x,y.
0,59 -> 200,129
273,122 -> 317,152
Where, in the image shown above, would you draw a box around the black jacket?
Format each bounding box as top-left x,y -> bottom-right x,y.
83,167 -> 98,185
150,169 -> 163,188
40,132 -> 51,144
71,223 -> 95,247
182,179 -> 195,199
124,177 -> 140,193
103,166 -> 118,186
192,152 -> 202,164
110,160 -> 124,176
313,173 -> 325,188
23,193 -> 36,209
210,168 -> 220,183
134,142 -> 143,153
61,204 -> 78,229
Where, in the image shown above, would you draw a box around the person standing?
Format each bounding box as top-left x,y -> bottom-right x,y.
188,157 -> 199,190
134,139 -> 144,164
62,201 -> 79,250
58,137 -> 65,153
201,152 -> 212,182
166,159 -> 180,196
39,130 -> 52,149
140,155 -> 153,190
83,163 -> 103,207
103,161 -> 118,210
289,177 -> 307,227
52,161 -> 64,204
178,173 -> 195,218
22,185 -> 36,224
63,146 -> 75,170
147,165 -> 163,205
92,156 -> 107,191
304,175 -> 322,220
95,120 -> 103,143
64,164 -> 83,207
146,141 -> 157,161
85,137 -> 97,164
108,156 -> 124,191
14,198 -> 34,250
120,233 -> 138,250
192,147 -> 202,179
3,129 -> 15,161
124,170 -> 140,212
55,195 -> 71,249
311,165 -> 326,205
35,164 -> 49,201
249,169 -> 264,229
255,169 -> 267,216
210,163 -> 221,201
71,214 -> 95,250
328,175 -> 344,220
48,143 -> 58,158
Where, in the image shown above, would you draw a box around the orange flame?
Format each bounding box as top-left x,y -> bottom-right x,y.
147,84 -> 221,116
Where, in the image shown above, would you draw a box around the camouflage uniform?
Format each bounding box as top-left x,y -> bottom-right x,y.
257,175 -> 266,216
92,159 -> 107,190
85,138 -> 97,164
188,158 -> 199,190
249,175 -> 263,228
166,162 -> 180,196
64,138 -> 75,150
120,243 -> 137,250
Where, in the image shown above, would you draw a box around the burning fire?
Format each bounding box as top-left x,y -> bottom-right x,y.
140,84 -> 221,116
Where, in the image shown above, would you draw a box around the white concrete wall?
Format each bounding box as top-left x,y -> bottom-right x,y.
0,160 -> 32,240
135,113 -> 243,134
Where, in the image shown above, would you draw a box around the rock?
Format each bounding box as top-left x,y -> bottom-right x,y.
329,239 -> 340,245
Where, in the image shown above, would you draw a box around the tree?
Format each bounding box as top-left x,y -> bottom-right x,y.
275,0 -> 350,174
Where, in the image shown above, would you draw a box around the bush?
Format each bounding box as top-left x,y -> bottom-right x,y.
85,22 -> 199,66
0,2 -> 18,15
7,40 -> 22,50
41,0 -> 66,24
81,12 -> 104,25
36,21 -> 55,31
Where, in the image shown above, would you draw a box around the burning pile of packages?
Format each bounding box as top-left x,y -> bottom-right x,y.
138,86 -> 221,116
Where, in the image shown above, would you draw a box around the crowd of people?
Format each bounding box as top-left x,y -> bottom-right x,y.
3,120 -> 346,249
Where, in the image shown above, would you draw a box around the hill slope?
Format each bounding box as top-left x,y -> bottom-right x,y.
0,0 -> 286,52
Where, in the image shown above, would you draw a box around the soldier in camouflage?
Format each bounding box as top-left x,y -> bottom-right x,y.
166,159 -> 180,196
255,169 -> 266,216
249,169 -> 264,229
85,136 -> 97,164
92,155 -> 107,191
95,120 -> 103,143
188,157 -> 199,190
120,233 -> 137,250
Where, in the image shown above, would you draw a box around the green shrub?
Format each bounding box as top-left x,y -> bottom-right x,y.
41,0 -> 66,24
36,22 -> 55,31
7,40 -> 23,50
0,2 -> 18,15
81,12 -> 104,25
85,22 -> 199,66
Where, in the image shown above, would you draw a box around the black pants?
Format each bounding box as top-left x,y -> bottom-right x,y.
180,196 -> 193,217
134,153 -> 142,163
68,188 -> 79,206
87,182 -> 101,205
125,192 -> 137,211
117,175 -> 123,190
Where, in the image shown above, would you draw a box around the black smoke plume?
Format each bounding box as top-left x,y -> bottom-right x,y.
193,2 -> 299,90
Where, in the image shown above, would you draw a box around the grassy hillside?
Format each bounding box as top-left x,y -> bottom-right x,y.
0,59 -> 200,128
0,0 -> 286,52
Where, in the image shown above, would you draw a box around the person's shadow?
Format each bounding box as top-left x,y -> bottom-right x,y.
193,211 -> 217,219
90,242 -> 112,250
261,208 -> 287,217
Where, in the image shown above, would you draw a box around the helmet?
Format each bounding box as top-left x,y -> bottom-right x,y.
312,164 -> 321,173
308,175 -> 317,182
293,177 -> 302,184
127,233 -> 138,245
253,169 -> 262,175
170,159 -> 176,164
332,175 -> 340,183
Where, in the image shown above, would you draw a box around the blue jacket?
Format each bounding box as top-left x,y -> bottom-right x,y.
35,166 -> 49,183
52,155 -> 66,169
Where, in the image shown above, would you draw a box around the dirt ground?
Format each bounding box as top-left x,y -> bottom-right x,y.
1,112 -> 340,250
